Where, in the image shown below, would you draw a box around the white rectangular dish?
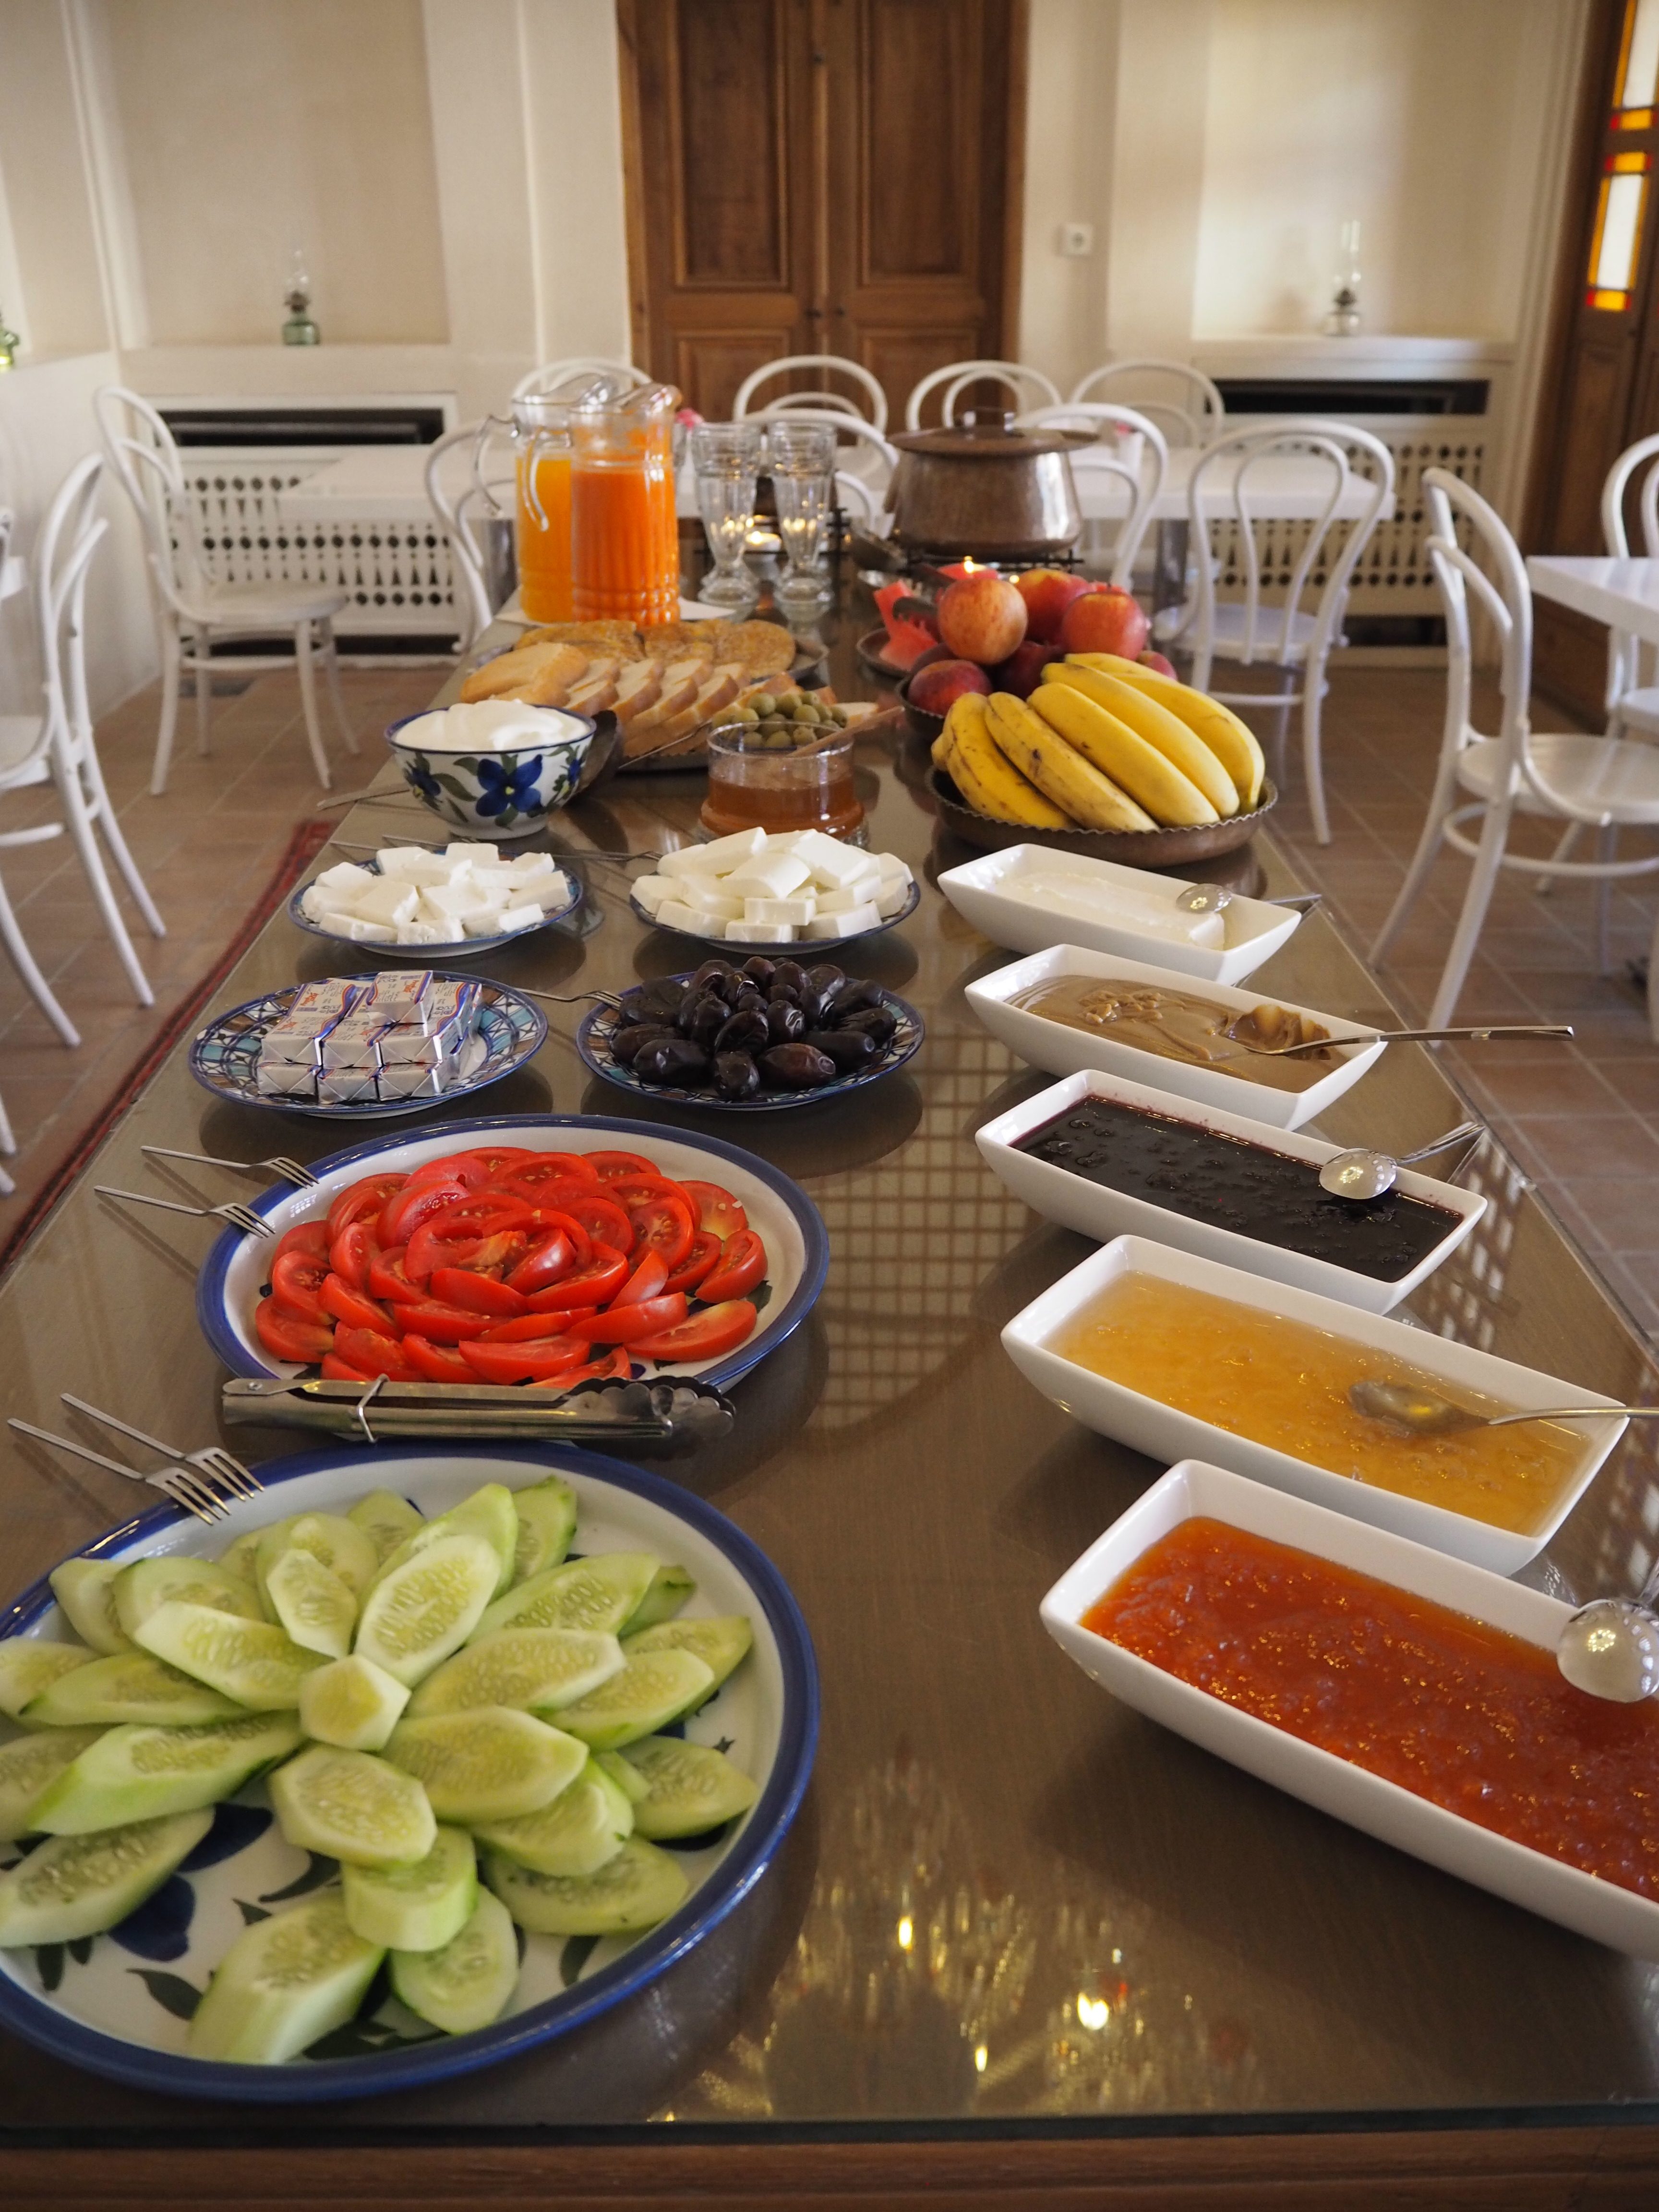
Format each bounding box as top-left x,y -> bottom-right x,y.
1041,1459 -> 1659,1962
1000,1233 -> 1625,1574
939,843 -> 1303,985
964,944 -> 1383,1130
976,1068 -> 1486,1314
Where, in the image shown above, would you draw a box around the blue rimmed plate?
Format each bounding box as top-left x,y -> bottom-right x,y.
289,848 -> 585,962
195,1112 -> 829,1391
188,974 -> 547,1122
577,979 -> 923,1113
0,1443 -> 817,2103
630,875 -> 920,959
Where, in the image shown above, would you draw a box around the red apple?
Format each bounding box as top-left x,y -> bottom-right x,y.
1138,649 -> 1177,677
1015,567 -> 1094,643
1059,585 -> 1150,659
937,572 -> 1028,665
990,639 -> 1064,700
906,658 -> 992,716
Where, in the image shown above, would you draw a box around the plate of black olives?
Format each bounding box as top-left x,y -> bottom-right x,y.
577,956 -> 924,1111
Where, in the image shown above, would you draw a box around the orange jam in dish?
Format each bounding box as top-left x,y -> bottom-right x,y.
1050,1274 -> 1585,1536
1005,976 -> 1339,1094
1083,1518 -> 1659,1899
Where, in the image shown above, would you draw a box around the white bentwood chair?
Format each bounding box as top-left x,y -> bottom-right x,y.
512,358 -> 649,400
904,360 -> 1060,432
1370,469 -> 1659,1028
748,406 -> 899,534
733,356 -> 889,433
1068,359 -> 1226,447
1155,418 -> 1394,843
1599,433 -> 1659,741
424,422 -> 517,654
0,453 -> 166,1046
1020,404 -> 1168,589
93,386 -> 356,796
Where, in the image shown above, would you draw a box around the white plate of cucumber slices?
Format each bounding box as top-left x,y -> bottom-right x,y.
0,1443 -> 817,2101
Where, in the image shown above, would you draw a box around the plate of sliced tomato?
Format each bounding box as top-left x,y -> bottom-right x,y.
197,1116 -> 829,1394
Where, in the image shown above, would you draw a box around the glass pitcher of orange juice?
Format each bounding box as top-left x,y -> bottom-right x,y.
506,393 -> 574,623
571,382 -> 681,626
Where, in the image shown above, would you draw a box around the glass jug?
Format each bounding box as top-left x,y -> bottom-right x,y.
476,393 -> 575,624
571,382 -> 682,627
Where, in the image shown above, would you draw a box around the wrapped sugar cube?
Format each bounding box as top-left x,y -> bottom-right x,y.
659,828 -> 765,879
318,1015 -> 387,1071
311,861 -> 376,902
376,1060 -> 452,1103
366,971 -> 433,1017
287,980 -> 364,1031
727,918 -> 793,942
722,851 -> 812,901
376,1018 -> 455,1069
316,1064 -> 382,1106
426,980 -> 482,1033
261,1015 -> 332,1065
744,896 -> 815,926
632,874 -> 672,916
255,1058 -> 318,1099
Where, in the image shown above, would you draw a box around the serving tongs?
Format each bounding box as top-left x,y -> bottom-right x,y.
222,1373 -> 735,1456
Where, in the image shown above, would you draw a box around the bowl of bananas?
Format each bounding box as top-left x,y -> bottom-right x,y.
926,657 -> 1276,866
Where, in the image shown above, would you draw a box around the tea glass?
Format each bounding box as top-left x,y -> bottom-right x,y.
691,422 -> 764,609
766,421 -> 838,617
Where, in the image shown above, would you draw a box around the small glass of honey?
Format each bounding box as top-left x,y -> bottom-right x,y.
700,722 -> 864,838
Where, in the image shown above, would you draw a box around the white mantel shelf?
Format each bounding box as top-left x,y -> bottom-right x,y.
1191,336 -> 1515,378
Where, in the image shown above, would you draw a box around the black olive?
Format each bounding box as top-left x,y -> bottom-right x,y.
838,1004 -> 898,1046
771,960 -> 808,994
828,976 -> 883,1017
740,956 -> 776,986
715,1009 -> 770,1053
733,988 -> 768,1016
611,1022 -> 677,1065
765,998 -> 805,1045
802,1029 -> 877,1072
636,979 -> 686,1024
714,1050 -> 761,1100
805,964 -> 846,994
691,958 -> 739,995
634,1037 -> 710,1085
685,993 -> 730,1047
760,1043 -> 837,1089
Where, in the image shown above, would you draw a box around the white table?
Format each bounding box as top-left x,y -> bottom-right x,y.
1071,445 -> 1395,524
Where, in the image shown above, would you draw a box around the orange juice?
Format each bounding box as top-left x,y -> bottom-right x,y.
571,385 -> 681,626
516,448 -> 573,622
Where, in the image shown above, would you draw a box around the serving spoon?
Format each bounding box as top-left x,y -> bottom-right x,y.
1209,1022 -> 1574,1061
1316,1118 -> 1484,1201
1173,885 -> 1323,917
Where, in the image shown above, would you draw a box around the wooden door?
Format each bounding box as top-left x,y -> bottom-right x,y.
618,0 -> 1025,426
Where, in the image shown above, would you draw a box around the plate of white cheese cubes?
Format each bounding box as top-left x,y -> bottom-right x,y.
291,844 -> 581,959
630,828 -> 918,954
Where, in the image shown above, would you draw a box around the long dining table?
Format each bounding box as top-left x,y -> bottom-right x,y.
1,571 -> 1658,2209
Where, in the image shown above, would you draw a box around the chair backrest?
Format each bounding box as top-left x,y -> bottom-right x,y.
733,355 -> 889,432
1068,358 -> 1226,447
1176,418 -> 1395,683
93,383 -> 211,618
1021,403 -> 1168,589
30,453 -> 108,769
904,359 -> 1060,431
425,422 -> 516,652
750,407 -> 897,473
1597,433 -> 1659,709
511,357 -> 649,400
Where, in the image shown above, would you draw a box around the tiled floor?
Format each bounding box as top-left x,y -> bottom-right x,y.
0,661 -> 439,1227
1264,662 -> 1659,1344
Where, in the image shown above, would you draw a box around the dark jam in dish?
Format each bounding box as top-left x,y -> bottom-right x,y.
1014,1094 -> 1461,1283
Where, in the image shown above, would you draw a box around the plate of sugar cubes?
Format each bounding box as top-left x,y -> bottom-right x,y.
629,828 -> 918,955
291,843 -> 581,959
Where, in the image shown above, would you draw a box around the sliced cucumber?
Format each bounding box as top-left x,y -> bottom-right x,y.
29,1711 -> 302,1834
347,1488 -> 424,1565
391,1887 -> 518,2035
621,1614 -> 754,1696
258,1513 -> 377,1609
621,1565 -> 695,1635
621,1735 -> 760,1840
134,1601 -> 327,1709
385,1707 -> 586,1824
510,1475 -> 577,1586
0,1809 -> 213,1947
554,1648 -> 714,1751
375,1485 -> 518,1601
471,1757 -> 633,1877
24,1651 -> 242,1729
0,1641 -> 93,1721
485,1835 -> 689,1936
474,1552 -> 660,1643
341,1824 -> 476,1951
353,1534 -> 500,1689
595,1748 -> 650,1805
113,1556 -> 264,1642
299,1654 -> 410,1753
268,1743 -> 436,1869
187,1892 -> 384,2064
216,1523 -> 274,1587
263,1548 -> 358,1660
405,1627 -> 624,1720
49,1559 -> 132,1657
0,1727 -> 105,1843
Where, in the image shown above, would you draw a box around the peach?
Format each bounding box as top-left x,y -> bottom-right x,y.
1015,567 -> 1094,643
906,658 -> 992,716
1059,586 -> 1150,660
937,572 -> 1028,665
990,639 -> 1064,700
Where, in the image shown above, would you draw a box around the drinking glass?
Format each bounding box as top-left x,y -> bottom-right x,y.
691,422 -> 763,609
767,421 -> 838,616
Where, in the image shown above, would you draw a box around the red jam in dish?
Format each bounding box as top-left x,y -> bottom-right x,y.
1083,1518 -> 1659,1899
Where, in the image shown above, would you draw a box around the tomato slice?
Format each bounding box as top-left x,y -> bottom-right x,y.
698,1228 -> 768,1304
270,1247 -> 330,1322
334,1325 -> 422,1382
565,1292 -> 688,1344
401,1333 -> 477,1383
430,1266 -> 529,1319
379,1177 -> 469,1247
505,1229 -> 574,1296
274,1220 -> 331,1263
502,1154 -> 601,1197
625,1192 -> 694,1271
586,1150 -> 662,1181
458,1337 -> 594,1382
368,1247 -> 421,1304
478,1310 -> 593,1344
393,1298 -> 494,1343
255,1300 -> 334,1365
469,1147 -> 539,1176
611,1249 -> 669,1308
406,1217 -> 531,1285
502,1173 -> 605,1217
664,1232 -> 722,1297
524,1244 -> 629,1312
319,1274 -> 395,1334
326,1174 -> 407,1242
554,1190 -> 635,1255
530,1346 -> 635,1388
603,1175 -> 688,1212
328,1219 -> 381,1293
429,1192 -> 535,1241
321,1352 -> 375,1382
679,1180 -> 749,1241
626,1298 -> 758,1363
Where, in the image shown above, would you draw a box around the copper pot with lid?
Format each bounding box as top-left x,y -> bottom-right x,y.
889,409 -> 1085,563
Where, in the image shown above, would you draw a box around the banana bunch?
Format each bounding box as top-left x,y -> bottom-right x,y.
932,655 -> 1265,834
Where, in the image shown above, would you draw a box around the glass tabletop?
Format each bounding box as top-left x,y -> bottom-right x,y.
2,577 -> 1658,2146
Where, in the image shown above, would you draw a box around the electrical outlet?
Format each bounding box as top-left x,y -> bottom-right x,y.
1059,222 -> 1094,258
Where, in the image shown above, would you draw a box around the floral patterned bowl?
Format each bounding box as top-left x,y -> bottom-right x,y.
385,709 -> 597,841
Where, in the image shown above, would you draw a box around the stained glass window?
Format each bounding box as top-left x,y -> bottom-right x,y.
1618,0 -> 1659,116
1587,152 -> 1652,309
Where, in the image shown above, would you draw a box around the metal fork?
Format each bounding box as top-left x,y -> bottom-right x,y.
8,1418 -> 229,1524
60,1395 -> 263,1503
141,1144 -> 318,1189
96,1185 -> 272,1237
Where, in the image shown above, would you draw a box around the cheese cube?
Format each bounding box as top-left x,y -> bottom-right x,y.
498,902 -> 545,933
656,898 -> 709,935
721,851 -> 812,901
462,905 -> 514,937
813,879 -> 879,915
659,827 -> 766,879
299,886 -> 330,922
744,896 -> 815,926
806,900 -> 880,938
323,910 -> 397,943
312,861 -> 376,900
508,850 -> 558,880
352,878 -> 420,929
444,842 -> 500,866
727,918 -> 793,942
805,842 -> 876,892
632,874 -> 672,916
681,880 -> 745,920
876,879 -> 911,918
375,848 -> 455,886
876,851 -> 912,886
396,919 -> 443,944
421,882 -> 489,924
